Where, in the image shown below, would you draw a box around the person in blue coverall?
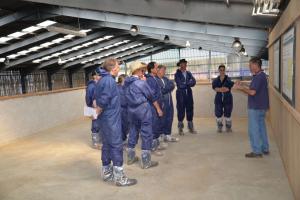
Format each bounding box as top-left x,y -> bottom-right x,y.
124,61 -> 159,169
94,58 -> 137,187
85,68 -> 102,149
174,59 -> 197,135
212,64 -> 234,133
156,65 -> 179,142
146,62 -> 167,156
117,74 -> 129,143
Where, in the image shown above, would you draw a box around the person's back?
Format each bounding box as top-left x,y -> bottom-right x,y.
85,80 -> 96,107
248,71 -> 269,110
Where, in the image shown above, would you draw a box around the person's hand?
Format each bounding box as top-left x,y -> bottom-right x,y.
233,82 -> 243,90
92,100 -> 97,108
95,106 -> 103,115
221,87 -> 229,92
157,108 -> 163,117
140,75 -> 146,81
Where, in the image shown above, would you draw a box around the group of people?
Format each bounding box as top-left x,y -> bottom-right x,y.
85,56 -> 270,187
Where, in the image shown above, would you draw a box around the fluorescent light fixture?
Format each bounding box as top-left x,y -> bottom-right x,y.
80,29 -> 92,33
32,59 -> 41,63
62,49 -> 72,54
64,34 -> 76,39
28,46 -> 43,52
0,58 -> 5,62
7,54 -> 19,59
104,45 -> 114,49
52,52 -> 63,57
41,56 -> 51,61
17,50 -> 31,55
52,38 -> 67,44
93,38 -> 105,43
40,42 -> 54,48
8,31 -> 27,38
123,40 -> 130,43
76,55 -> 84,59
82,42 -> 93,47
71,45 -> 83,51
37,20 -> 56,28
81,60 -> 88,64
88,58 -> 96,62
186,40 -> 191,47
22,26 -> 42,33
85,52 -> 94,56
0,37 -> 13,43
104,35 -> 114,39
94,48 -> 104,53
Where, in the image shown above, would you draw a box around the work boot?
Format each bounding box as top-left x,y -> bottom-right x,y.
141,150 -> 159,169
178,121 -> 184,135
127,148 -> 139,165
113,166 -> 137,186
216,118 -> 223,133
225,118 -> 232,133
164,135 -> 179,142
152,139 -> 164,156
101,165 -> 113,182
188,121 -> 197,134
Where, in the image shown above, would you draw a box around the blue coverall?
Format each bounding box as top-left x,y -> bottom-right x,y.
125,76 -> 154,151
174,69 -> 196,122
86,80 -> 99,135
94,70 -> 123,167
156,76 -> 175,135
212,75 -> 234,118
145,74 -> 163,140
117,84 -> 129,142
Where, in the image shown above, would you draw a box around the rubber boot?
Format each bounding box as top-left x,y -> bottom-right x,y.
101,165 -> 113,182
225,118 -> 232,133
113,166 -> 137,187
151,139 -> 164,156
216,118 -> 223,133
127,148 -> 139,165
178,121 -> 184,135
188,121 -> 197,134
141,150 -> 159,169
91,132 -> 101,149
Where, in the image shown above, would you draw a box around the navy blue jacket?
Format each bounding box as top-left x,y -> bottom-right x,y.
157,77 -> 175,108
124,76 -> 154,108
85,80 -> 96,107
145,74 -> 162,103
117,84 -> 127,108
212,75 -> 234,105
174,69 -> 196,91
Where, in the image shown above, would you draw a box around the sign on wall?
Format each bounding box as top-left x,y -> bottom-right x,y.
282,26 -> 295,105
273,39 -> 280,90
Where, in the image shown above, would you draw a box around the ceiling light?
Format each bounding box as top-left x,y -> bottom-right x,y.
232,38 -> 242,52
52,52 -> 63,57
8,31 -> 27,38
17,50 -> 31,55
104,35 -> 114,39
29,46 -> 43,52
0,37 -> 13,43
0,58 -> 5,62
82,42 -> 93,47
32,59 -> 41,63
64,35 -> 76,39
7,54 -> 19,59
186,41 -> 191,47
22,26 -> 42,33
37,20 -> 56,28
52,38 -> 67,44
62,49 -> 72,54
80,29 -> 92,33
164,35 -> 170,42
130,25 -> 139,36
41,56 -> 51,61
40,42 -> 54,48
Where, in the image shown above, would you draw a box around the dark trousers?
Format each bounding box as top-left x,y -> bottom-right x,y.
127,103 -> 153,151
176,89 -> 194,122
215,103 -> 233,118
162,101 -> 174,135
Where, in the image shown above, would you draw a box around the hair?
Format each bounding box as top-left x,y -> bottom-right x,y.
249,57 -> 262,68
147,62 -> 157,73
117,74 -> 127,84
158,64 -> 166,70
102,58 -> 119,72
218,64 -> 226,70
91,70 -> 97,76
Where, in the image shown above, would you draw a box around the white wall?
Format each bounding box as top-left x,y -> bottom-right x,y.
0,89 -> 85,146
0,84 -> 248,146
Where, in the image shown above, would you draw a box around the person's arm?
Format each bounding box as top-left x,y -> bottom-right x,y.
95,79 -> 113,113
187,72 -> 196,87
234,81 -> 256,96
140,81 -> 163,117
85,85 -> 94,107
175,73 -> 187,89
212,79 -> 227,93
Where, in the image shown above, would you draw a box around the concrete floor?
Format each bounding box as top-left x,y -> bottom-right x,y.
0,118 -> 295,200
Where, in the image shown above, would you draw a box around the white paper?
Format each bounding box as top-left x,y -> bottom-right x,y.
282,27 -> 294,101
273,40 -> 280,89
84,106 -> 98,119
